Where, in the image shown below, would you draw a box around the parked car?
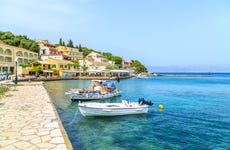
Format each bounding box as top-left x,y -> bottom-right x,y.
0,72 -> 8,80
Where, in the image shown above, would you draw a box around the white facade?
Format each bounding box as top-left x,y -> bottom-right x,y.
78,58 -> 109,71
41,55 -> 64,61
88,64 -> 107,71
108,60 -> 115,66
86,52 -> 108,63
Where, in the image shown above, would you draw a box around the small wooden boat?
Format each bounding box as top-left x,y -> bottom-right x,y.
78,98 -> 154,117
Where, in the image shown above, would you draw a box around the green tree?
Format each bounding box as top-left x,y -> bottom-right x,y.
78,44 -> 82,52
19,39 -> 31,49
82,65 -> 88,71
31,66 -> 42,75
81,46 -> 98,57
51,69 -> 59,76
0,31 -> 40,53
0,32 -> 14,40
20,63 -> 32,68
132,60 -> 147,73
68,60 -> 80,70
67,39 -> 74,48
59,38 -> 63,46
113,56 -> 122,67
29,42 -> 40,53
103,52 -> 113,60
72,60 -> 80,69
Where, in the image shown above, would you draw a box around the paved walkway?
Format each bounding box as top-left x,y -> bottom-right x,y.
0,82 -> 73,150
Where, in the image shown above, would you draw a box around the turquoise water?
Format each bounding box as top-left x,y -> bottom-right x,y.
45,74 -> 230,150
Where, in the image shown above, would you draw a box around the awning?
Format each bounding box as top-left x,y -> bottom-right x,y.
42,70 -> 53,73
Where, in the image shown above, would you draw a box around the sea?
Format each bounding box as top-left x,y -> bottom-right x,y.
44,73 -> 230,150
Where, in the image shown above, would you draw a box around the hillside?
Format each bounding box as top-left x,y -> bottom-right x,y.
0,31 -> 147,73
0,31 -> 40,53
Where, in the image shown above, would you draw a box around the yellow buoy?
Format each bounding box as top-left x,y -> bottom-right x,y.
159,104 -> 164,110
114,93 -> 118,97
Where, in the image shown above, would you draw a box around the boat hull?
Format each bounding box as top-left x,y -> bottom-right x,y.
78,102 -> 149,116
70,92 -> 119,101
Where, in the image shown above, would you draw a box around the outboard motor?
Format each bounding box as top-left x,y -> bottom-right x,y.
138,98 -> 154,106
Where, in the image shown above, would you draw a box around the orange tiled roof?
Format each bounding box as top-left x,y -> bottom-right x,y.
62,54 -> 71,58
49,47 -> 58,51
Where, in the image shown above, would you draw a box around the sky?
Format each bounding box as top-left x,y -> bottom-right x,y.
1,0 -> 230,72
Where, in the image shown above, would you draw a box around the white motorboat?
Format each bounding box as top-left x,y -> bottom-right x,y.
65,80 -> 120,101
78,98 -> 154,117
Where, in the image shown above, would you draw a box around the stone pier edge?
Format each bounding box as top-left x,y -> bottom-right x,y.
42,83 -> 73,150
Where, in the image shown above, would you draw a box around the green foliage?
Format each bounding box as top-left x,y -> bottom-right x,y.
0,86 -> 9,97
19,63 -> 32,68
132,60 -> 148,73
103,52 -> 122,67
106,65 -> 119,70
20,59 -> 36,68
31,66 -> 42,74
0,31 -> 39,53
59,38 -> 63,45
68,60 -> 80,69
103,52 -> 113,60
113,56 -> 122,65
82,64 -> 88,71
76,44 -> 101,57
72,60 -> 80,68
67,40 -> 74,48
78,44 -> 82,51
81,46 -> 97,57
58,38 -> 74,48
51,69 -> 59,75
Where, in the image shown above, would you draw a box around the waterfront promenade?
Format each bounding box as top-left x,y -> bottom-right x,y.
0,82 -> 73,150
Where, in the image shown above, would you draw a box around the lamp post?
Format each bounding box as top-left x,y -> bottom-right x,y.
15,57 -> 18,84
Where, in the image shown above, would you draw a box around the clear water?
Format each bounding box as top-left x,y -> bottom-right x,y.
44,74 -> 230,150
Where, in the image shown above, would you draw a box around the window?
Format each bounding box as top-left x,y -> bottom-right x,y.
52,64 -> 56,68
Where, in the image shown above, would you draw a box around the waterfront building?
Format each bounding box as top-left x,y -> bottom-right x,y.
44,58 -> 74,77
0,40 -> 38,74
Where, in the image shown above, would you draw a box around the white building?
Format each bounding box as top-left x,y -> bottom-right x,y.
86,52 -> 108,63
37,40 -> 71,61
40,54 -> 64,60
